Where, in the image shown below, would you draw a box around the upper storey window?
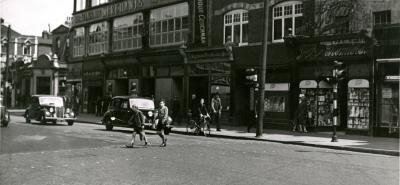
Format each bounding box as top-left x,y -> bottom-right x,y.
374,10 -> 391,26
224,10 -> 248,46
272,1 -> 303,42
149,3 -> 189,47
113,13 -> 143,51
76,0 -> 86,11
88,22 -> 109,55
92,0 -> 109,7
72,27 -> 85,57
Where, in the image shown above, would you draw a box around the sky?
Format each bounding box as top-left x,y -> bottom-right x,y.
0,0 -> 73,36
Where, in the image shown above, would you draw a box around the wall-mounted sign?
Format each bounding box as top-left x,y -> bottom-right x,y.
348,79 -> 369,88
385,76 -> 400,80
382,88 -> 392,99
72,0 -> 182,26
194,0 -> 208,46
265,83 -> 290,91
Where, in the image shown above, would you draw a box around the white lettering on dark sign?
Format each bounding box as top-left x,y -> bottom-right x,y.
195,0 -> 207,46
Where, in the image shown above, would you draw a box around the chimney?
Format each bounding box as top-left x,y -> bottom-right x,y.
42,30 -> 49,39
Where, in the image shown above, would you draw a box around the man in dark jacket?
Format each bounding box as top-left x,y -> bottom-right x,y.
126,105 -> 149,147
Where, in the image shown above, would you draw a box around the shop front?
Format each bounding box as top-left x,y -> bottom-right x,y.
375,59 -> 399,137
185,47 -> 232,123
286,33 -> 374,134
82,60 -> 104,113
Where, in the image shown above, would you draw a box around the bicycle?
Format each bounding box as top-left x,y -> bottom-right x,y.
186,111 -> 211,136
186,111 -> 201,135
200,115 -> 211,137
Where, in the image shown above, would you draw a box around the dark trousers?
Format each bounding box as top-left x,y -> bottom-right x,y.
212,113 -> 221,130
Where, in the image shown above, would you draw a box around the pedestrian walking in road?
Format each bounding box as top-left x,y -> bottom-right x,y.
211,93 -> 222,131
293,95 -> 308,132
155,100 -> 168,147
126,105 -> 149,148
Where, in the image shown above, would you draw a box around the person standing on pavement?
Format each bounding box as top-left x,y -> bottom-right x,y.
293,95 -> 308,132
155,100 -> 168,147
211,93 -> 222,131
126,105 -> 149,148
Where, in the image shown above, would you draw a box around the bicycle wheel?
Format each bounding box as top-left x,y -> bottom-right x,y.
186,119 -> 197,135
203,120 -> 211,137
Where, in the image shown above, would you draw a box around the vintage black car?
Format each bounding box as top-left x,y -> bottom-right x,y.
24,95 -> 76,125
0,96 -> 10,127
102,96 -> 173,134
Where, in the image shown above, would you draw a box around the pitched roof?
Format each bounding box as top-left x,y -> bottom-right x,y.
51,24 -> 70,34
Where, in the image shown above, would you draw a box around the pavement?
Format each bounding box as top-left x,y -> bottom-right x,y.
8,109 -> 400,156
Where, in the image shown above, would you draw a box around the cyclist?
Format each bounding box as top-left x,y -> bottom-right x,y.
197,98 -> 211,133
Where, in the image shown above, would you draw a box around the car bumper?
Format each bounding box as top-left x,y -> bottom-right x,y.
44,117 -> 76,121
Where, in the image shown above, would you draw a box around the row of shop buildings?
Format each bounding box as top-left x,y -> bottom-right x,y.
4,0 -> 397,137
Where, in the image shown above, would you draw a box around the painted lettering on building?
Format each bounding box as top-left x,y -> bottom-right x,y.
72,0 -> 182,26
194,0 -> 208,46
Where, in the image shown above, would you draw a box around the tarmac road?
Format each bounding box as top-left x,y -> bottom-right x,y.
0,115 -> 398,185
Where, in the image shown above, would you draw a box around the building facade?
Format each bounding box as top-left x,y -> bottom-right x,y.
69,0 -> 399,137
1,24 -> 56,108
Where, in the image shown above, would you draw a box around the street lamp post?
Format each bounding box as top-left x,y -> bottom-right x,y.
257,0 -> 270,137
2,25 -> 11,108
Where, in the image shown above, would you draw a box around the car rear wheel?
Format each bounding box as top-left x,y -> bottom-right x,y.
105,119 -> 113,131
25,112 -> 31,124
67,121 -> 74,126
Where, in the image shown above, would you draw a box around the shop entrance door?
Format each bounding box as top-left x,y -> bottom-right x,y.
189,76 -> 209,102
87,86 -> 102,114
142,78 -> 155,98
115,79 -> 128,96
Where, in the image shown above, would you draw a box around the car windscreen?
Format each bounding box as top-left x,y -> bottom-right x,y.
129,99 -> 154,110
39,97 -> 64,107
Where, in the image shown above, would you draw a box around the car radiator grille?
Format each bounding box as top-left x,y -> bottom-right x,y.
56,107 -> 64,118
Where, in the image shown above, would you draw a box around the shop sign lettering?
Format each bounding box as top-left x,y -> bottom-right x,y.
72,0 -> 181,26
298,39 -> 368,60
194,0 -> 208,46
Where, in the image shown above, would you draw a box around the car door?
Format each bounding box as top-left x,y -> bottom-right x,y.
29,97 -> 41,119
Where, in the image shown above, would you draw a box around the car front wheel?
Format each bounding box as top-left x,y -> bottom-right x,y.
40,115 -> 46,124
104,119 -> 113,131
67,121 -> 74,126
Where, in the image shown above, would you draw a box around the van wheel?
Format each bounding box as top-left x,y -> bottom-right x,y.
67,121 -> 74,126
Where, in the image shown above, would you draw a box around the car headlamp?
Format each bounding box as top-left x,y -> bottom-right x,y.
66,108 -> 71,113
49,107 -> 54,113
70,112 -> 75,117
148,111 -> 153,117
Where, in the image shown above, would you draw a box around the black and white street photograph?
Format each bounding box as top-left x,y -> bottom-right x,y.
0,0 -> 399,184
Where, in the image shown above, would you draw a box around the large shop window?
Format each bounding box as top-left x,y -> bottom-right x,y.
88,22 -> 109,55
73,27 -> 85,57
224,10 -> 248,46
91,0 -> 108,7
149,3 -> 189,47
113,14 -> 143,51
264,83 -> 289,113
76,0 -> 86,11
347,79 -> 370,130
272,1 -> 303,42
